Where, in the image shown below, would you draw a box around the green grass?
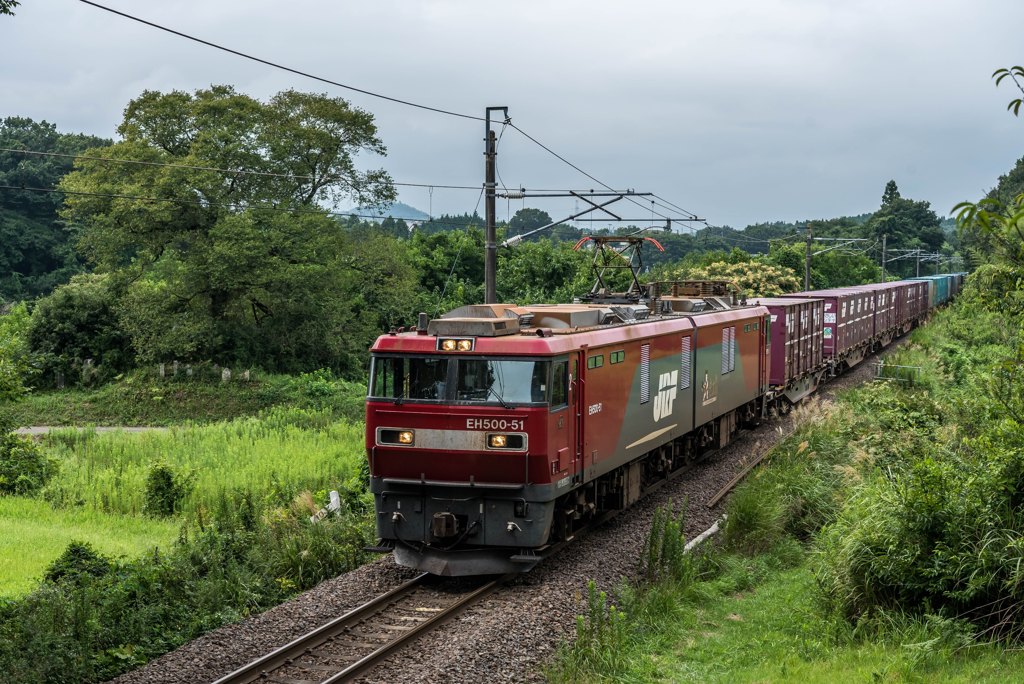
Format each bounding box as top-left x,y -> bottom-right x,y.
40,409 -> 367,517
5,369 -> 367,427
0,496 -> 179,597
550,551 -> 1024,683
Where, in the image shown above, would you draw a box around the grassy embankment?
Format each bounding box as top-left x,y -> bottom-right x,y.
6,367 -> 367,426
550,275 -> 1024,682
2,409 -> 367,596
0,369 -> 377,682
0,496 -> 180,597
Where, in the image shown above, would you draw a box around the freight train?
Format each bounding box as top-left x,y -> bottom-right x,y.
364,272 -> 965,575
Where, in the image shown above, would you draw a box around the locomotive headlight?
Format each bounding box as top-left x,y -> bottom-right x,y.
437,338 -> 475,352
486,433 -> 526,450
377,428 -> 415,446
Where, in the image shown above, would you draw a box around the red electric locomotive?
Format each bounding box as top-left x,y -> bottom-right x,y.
366,284 -> 770,575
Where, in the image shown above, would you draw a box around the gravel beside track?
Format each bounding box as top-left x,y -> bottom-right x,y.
110,344 -> 900,684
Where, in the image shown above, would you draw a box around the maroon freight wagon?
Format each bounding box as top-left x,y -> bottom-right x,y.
780,288 -> 875,370
748,297 -> 825,403
842,282 -> 902,347
892,280 -> 928,332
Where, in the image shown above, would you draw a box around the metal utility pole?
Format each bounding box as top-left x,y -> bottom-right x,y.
881,234 -> 887,280
804,225 -> 812,290
483,106 -> 507,304
916,250 -> 921,277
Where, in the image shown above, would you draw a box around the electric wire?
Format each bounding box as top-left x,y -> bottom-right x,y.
0,147 -> 655,197
0,146 -> 483,191
75,2 -> 705,230
0,183 -> 488,227
435,187 -> 486,315
508,123 -> 691,227
77,0 -> 486,123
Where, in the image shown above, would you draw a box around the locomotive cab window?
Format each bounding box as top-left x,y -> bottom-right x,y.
370,355 -> 549,406
369,355 -> 449,401
551,359 -> 568,409
455,359 -> 549,404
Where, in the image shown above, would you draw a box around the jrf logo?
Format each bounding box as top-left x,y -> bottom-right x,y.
653,370 -> 678,421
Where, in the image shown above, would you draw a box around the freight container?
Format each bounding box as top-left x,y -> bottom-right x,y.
780,288 -> 875,366
748,297 -> 824,387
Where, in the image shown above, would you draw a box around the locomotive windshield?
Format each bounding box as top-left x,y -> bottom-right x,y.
369,355 -> 550,405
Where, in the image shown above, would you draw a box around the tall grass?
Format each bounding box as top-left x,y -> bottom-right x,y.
0,496 -> 179,597
41,408 -> 367,517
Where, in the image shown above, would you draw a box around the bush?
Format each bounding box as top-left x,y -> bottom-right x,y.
142,463 -> 193,517
43,541 -> 113,585
26,274 -> 133,386
0,490 -> 373,683
641,503 -> 701,585
0,419 -> 55,495
0,302 -> 36,400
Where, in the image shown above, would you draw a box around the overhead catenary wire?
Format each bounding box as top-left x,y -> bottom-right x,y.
77,0 -> 486,123
0,146 -> 476,192
76,1 -> 706,232
507,123 -> 693,227
436,187 -> 486,316
0,183 -> 488,227
0,147 -> 661,198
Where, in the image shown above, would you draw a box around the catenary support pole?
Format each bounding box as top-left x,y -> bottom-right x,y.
881,233 -> 887,280
804,225 -> 812,290
483,106 -> 507,304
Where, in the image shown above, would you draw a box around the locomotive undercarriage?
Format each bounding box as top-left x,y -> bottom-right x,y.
546,398 -> 764,546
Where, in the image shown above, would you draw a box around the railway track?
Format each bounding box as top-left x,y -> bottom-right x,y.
212,573 -> 506,684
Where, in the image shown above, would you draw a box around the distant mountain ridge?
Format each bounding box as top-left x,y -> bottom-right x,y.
344,202 -> 429,222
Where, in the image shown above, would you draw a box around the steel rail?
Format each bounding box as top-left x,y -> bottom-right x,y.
210,572 -> 504,684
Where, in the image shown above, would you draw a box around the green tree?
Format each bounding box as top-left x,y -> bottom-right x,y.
26,274 -> 132,384
408,228 -> 485,314
955,67 -> 1024,269
497,238 -> 591,303
766,242 -> 881,289
0,117 -> 111,300
0,302 -> 35,400
648,248 -> 802,296
0,1 -> 19,16
59,86 -> 396,373
508,207 -> 552,237
865,180 -> 946,255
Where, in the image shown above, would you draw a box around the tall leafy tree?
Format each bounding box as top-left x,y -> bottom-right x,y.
0,117 -> 110,300
508,207 -> 552,237
865,180 -> 945,253
955,67 -> 1024,269
59,86 -> 397,373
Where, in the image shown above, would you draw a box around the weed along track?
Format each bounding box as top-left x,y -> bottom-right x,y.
212,574 -> 506,684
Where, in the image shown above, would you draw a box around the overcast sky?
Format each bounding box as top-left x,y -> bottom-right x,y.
4,0 -> 1023,230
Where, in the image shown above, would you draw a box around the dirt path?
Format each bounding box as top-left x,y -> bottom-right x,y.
13,426 -> 169,436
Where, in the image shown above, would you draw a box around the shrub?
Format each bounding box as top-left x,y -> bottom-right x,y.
0,302 -> 36,400
26,274 -> 133,386
43,541 -> 113,585
641,503 -> 701,586
142,463 -> 193,517
0,491 -> 373,683
0,418 -> 55,495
